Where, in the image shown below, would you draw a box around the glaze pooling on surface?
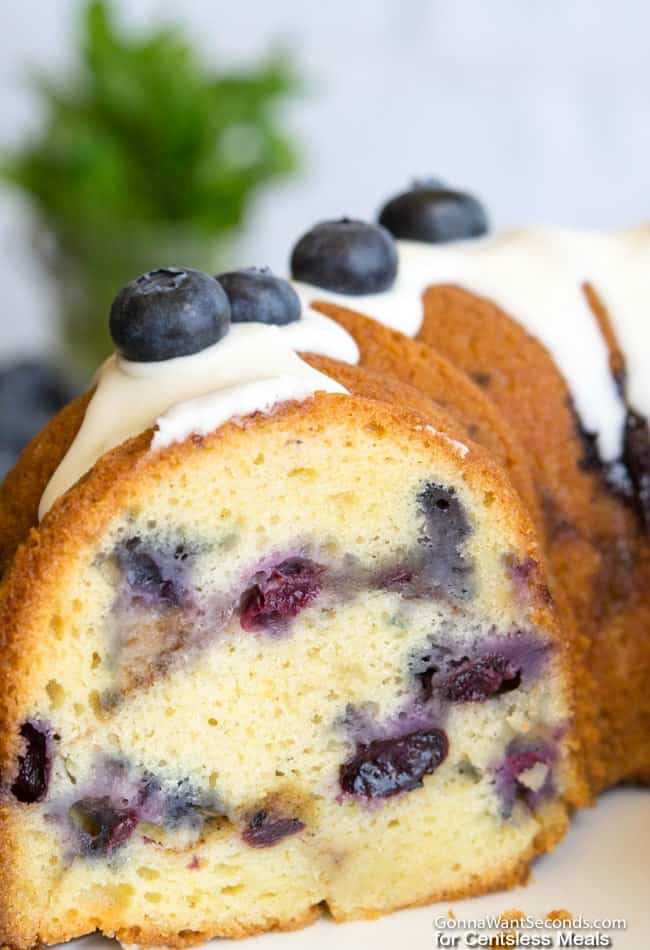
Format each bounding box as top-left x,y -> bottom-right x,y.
39,312 -> 356,518
296,226 -> 650,462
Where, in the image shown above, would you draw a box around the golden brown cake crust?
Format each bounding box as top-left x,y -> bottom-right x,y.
0,392 -> 92,578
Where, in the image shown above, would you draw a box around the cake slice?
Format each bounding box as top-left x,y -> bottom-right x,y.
0,267 -> 579,947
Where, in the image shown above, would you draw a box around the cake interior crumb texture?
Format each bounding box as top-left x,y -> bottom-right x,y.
0,396 -> 575,947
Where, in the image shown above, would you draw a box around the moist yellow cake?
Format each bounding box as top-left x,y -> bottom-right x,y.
0,266 -> 580,947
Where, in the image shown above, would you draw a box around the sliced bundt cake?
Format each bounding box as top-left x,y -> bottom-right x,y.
0,267 -> 580,947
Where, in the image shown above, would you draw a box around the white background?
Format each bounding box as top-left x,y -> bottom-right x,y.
1,0 -> 649,356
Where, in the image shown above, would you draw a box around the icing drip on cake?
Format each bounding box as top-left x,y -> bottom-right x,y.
296,226 -> 650,463
39,311 -> 357,519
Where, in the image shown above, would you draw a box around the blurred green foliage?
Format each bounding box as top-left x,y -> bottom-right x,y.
0,0 -> 300,374
3,0 -> 299,237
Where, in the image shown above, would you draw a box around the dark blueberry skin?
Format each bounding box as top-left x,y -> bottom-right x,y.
109,268 -> 231,362
11,722 -> 51,804
72,797 -> 138,855
379,184 -> 489,243
431,654 -> 521,703
0,362 -> 76,481
115,536 -> 191,609
242,809 -> 305,848
340,728 -> 448,799
239,557 -> 325,632
417,483 -> 472,599
290,219 -> 398,295
216,268 -> 301,326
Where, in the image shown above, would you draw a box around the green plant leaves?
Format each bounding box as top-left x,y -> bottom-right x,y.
2,0 -> 300,242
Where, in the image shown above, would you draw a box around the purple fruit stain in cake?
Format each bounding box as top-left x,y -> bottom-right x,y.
412,630 -> 551,704
367,482 -> 471,600
242,809 -> 305,848
340,728 -> 448,799
115,536 -> 194,609
494,738 -> 557,817
60,758 -> 222,857
239,556 -> 325,632
374,559 -> 433,599
416,483 -> 472,599
10,721 -> 51,804
71,796 -> 139,855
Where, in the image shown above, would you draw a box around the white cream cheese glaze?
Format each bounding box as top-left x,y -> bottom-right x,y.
295,226 -> 650,461
39,311 -> 356,519
152,376 -> 330,451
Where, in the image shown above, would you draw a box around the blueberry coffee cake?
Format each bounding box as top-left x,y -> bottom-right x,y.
0,263 -> 583,946
2,186 -> 648,945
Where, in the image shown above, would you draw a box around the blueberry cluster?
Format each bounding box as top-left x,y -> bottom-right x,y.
288,181 -> 488,292
109,266 -> 301,362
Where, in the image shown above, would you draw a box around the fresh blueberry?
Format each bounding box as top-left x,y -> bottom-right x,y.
109,267 -> 231,362
242,809 -> 305,848
10,722 -> 51,804
417,483 -> 472,599
378,183 -> 489,243
340,728 -> 448,799
215,267 -> 301,326
290,219 -> 398,295
0,362 -> 76,479
239,556 -> 325,632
